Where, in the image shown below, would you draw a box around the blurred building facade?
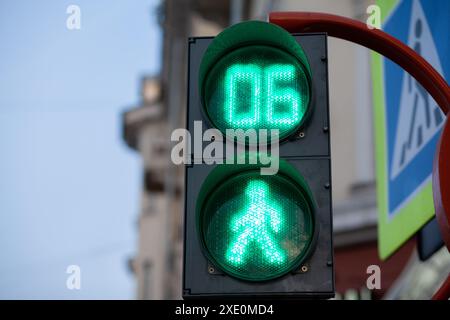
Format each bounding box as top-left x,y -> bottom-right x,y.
123,0 -> 445,299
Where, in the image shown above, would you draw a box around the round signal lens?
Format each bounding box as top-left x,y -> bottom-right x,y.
203,45 -> 311,141
199,171 -> 315,281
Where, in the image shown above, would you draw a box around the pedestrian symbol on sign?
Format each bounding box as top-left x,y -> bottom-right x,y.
390,0 -> 445,179
226,180 -> 286,266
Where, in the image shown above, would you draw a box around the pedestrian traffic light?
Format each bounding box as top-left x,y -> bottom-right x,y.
183,21 -> 334,298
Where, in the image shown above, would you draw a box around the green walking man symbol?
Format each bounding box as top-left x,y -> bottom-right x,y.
226,180 -> 287,266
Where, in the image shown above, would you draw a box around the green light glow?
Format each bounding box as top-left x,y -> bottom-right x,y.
224,64 -> 261,128
226,180 -> 286,265
200,172 -> 314,281
204,45 -> 310,141
266,64 -> 301,126
223,64 -> 304,129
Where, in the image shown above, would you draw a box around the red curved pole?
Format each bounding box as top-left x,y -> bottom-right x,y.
432,274 -> 450,300
433,117 -> 450,250
269,12 -> 449,115
269,11 -> 450,300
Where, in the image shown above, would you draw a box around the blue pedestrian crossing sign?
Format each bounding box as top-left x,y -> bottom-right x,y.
372,0 -> 449,259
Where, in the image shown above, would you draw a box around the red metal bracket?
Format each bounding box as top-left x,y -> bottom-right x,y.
433,117 -> 450,249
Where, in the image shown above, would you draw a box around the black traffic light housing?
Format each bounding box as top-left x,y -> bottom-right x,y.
183,22 -> 334,298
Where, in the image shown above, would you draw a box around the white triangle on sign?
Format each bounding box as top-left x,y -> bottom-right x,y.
390,0 -> 445,180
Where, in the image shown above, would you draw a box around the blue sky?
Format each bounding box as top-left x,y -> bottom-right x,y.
0,0 -> 161,299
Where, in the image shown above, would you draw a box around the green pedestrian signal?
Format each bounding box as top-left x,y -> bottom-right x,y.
226,180 -> 286,267
197,164 -> 315,282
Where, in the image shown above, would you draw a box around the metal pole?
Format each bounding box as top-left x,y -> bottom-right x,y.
230,0 -> 243,25
432,274 -> 450,300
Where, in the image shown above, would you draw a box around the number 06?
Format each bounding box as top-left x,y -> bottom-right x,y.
224,64 -> 303,128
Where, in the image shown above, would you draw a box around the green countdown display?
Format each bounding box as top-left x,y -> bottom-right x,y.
199,171 -> 314,281
204,46 -> 310,140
